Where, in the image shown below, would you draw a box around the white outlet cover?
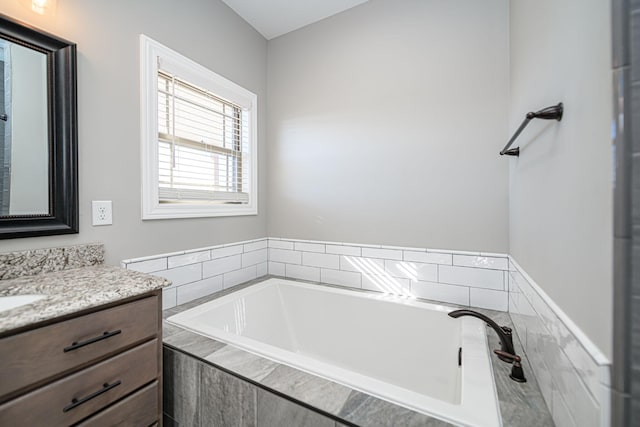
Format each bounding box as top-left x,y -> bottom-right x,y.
92,201 -> 113,226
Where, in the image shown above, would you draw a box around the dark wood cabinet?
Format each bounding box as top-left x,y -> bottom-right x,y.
0,291 -> 162,426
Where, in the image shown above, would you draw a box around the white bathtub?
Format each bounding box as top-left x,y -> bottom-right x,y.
167,278 -> 501,427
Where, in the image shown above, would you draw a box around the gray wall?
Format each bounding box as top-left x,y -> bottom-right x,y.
0,0 -> 268,265
508,0 -> 613,357
266,0 -> 510,253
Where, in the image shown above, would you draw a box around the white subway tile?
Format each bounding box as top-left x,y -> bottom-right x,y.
242,248 -> 268,267
294,242 -> 325,253
480,251 -> 509,258
340,256 -> 384,274
555,356 -> 600,427
168,250 -> 210,269
508,297 -> 529,349
453,254 -> 508,270
268,262 -> 285,276
125,250 -> 184,263
325,244 -> 361,256
403,251 -> 452,265
552,389 -> 578,427
379,244 -> 405,250
384,260 -> 438,282
162,288 -> 177,310
269,248 -> 301,264
362,274 -> 410,295
438,265 -> 504,290
268,239 -> 294,250
528,351 -> 554,413
243,240 -> 267,252
256,262 -> 268,277
154,264 -> 201,287
598,384 -> 612,427
302,252 -> 339,269
224,266 -> 257,289
346,242 -> 381,249
469,288 -> 508,311
203,254 -> 242,278
211,245 -> 243,259
361,247 -> 403,260
430,248 -> 480,256
531,290 -> 559,334
285,264 -> 320,282
127,257 -> 167,273
547,311 -> 602,400
411,281 -> 469,306
320,269 -> 361,288
176,276 -> 223,305
381,244 -> 426,252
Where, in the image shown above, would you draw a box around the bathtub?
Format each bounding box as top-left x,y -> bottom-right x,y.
167,278 -> 501,427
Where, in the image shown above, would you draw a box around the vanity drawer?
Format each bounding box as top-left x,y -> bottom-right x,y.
0,295 -> 158,400
76,381 -> 158,427
0,339 -> 158,426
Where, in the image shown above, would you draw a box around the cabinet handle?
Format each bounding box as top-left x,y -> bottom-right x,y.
63,330 -> 122,352
62,380 -> 122,412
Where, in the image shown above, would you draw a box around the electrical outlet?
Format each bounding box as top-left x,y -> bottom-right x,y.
92,201 -> 113,226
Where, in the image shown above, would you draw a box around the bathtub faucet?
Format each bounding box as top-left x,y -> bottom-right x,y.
448,309 -> 526,383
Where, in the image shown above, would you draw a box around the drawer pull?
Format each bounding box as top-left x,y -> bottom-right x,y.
63,330 -> 122,353
62,380 -> 122,413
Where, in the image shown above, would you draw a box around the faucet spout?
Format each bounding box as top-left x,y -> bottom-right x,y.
448,309 -> 515,361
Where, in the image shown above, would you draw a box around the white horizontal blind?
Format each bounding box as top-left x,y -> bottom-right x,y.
157,70 -> 250,204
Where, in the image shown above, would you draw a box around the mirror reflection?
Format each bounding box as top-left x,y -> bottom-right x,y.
0,39 -> 49,217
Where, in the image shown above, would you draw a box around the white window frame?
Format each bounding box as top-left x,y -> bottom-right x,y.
139,35 -> 257,219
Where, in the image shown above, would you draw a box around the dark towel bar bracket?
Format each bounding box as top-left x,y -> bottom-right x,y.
500,102 -> 564,157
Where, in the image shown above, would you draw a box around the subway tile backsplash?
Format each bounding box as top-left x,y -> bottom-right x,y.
123,237 -> 511,312
509,257 -> 611,427
267,238 -> 510,310
122,238 -> 269,310
122,236 -> 610,427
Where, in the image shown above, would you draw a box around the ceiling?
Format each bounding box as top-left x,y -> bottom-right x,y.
221,0 -> 369,40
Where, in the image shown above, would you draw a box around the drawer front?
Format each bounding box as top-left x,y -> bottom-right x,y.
0,339 -> 158,426
0,295 -> 158,400
76,381 -> 158,427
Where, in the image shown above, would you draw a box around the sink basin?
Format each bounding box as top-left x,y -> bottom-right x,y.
0,295 -> 46,313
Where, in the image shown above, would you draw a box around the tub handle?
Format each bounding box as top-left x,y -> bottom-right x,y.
493,350 -> 527,383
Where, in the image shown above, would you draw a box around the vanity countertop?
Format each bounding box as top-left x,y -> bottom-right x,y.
0,265 -> 171,334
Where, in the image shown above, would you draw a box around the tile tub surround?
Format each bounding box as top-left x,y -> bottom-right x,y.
0,264 -> 170,333
124,236 -> 609,425
508,258 -> 611,427
0,243 -> 105,280
162,278 -> 553,426
268,238 -> 510,311
122,238 -> 268,310
122,237 -> 510,312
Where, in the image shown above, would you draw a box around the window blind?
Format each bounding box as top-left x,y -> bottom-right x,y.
157,70 -> 250,204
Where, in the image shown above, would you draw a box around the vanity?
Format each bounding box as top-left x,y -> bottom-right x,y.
0,247 -> 169,426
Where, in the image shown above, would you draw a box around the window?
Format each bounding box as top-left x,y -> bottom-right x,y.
140,35 -> 257,219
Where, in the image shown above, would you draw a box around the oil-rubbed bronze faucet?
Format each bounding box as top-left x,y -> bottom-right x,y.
493,350 -> 527,383
448,309 -> 526,383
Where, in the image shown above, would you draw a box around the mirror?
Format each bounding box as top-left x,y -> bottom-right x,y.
0,40 -> 49,216
0,14 -> 77,239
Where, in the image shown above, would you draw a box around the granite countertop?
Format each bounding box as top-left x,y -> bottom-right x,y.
0,265 -> 171,334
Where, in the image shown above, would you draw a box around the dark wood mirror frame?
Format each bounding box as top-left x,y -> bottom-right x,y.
0,14 -> 78,239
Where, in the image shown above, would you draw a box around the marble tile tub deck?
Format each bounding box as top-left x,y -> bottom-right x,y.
163,276 -> 554,427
